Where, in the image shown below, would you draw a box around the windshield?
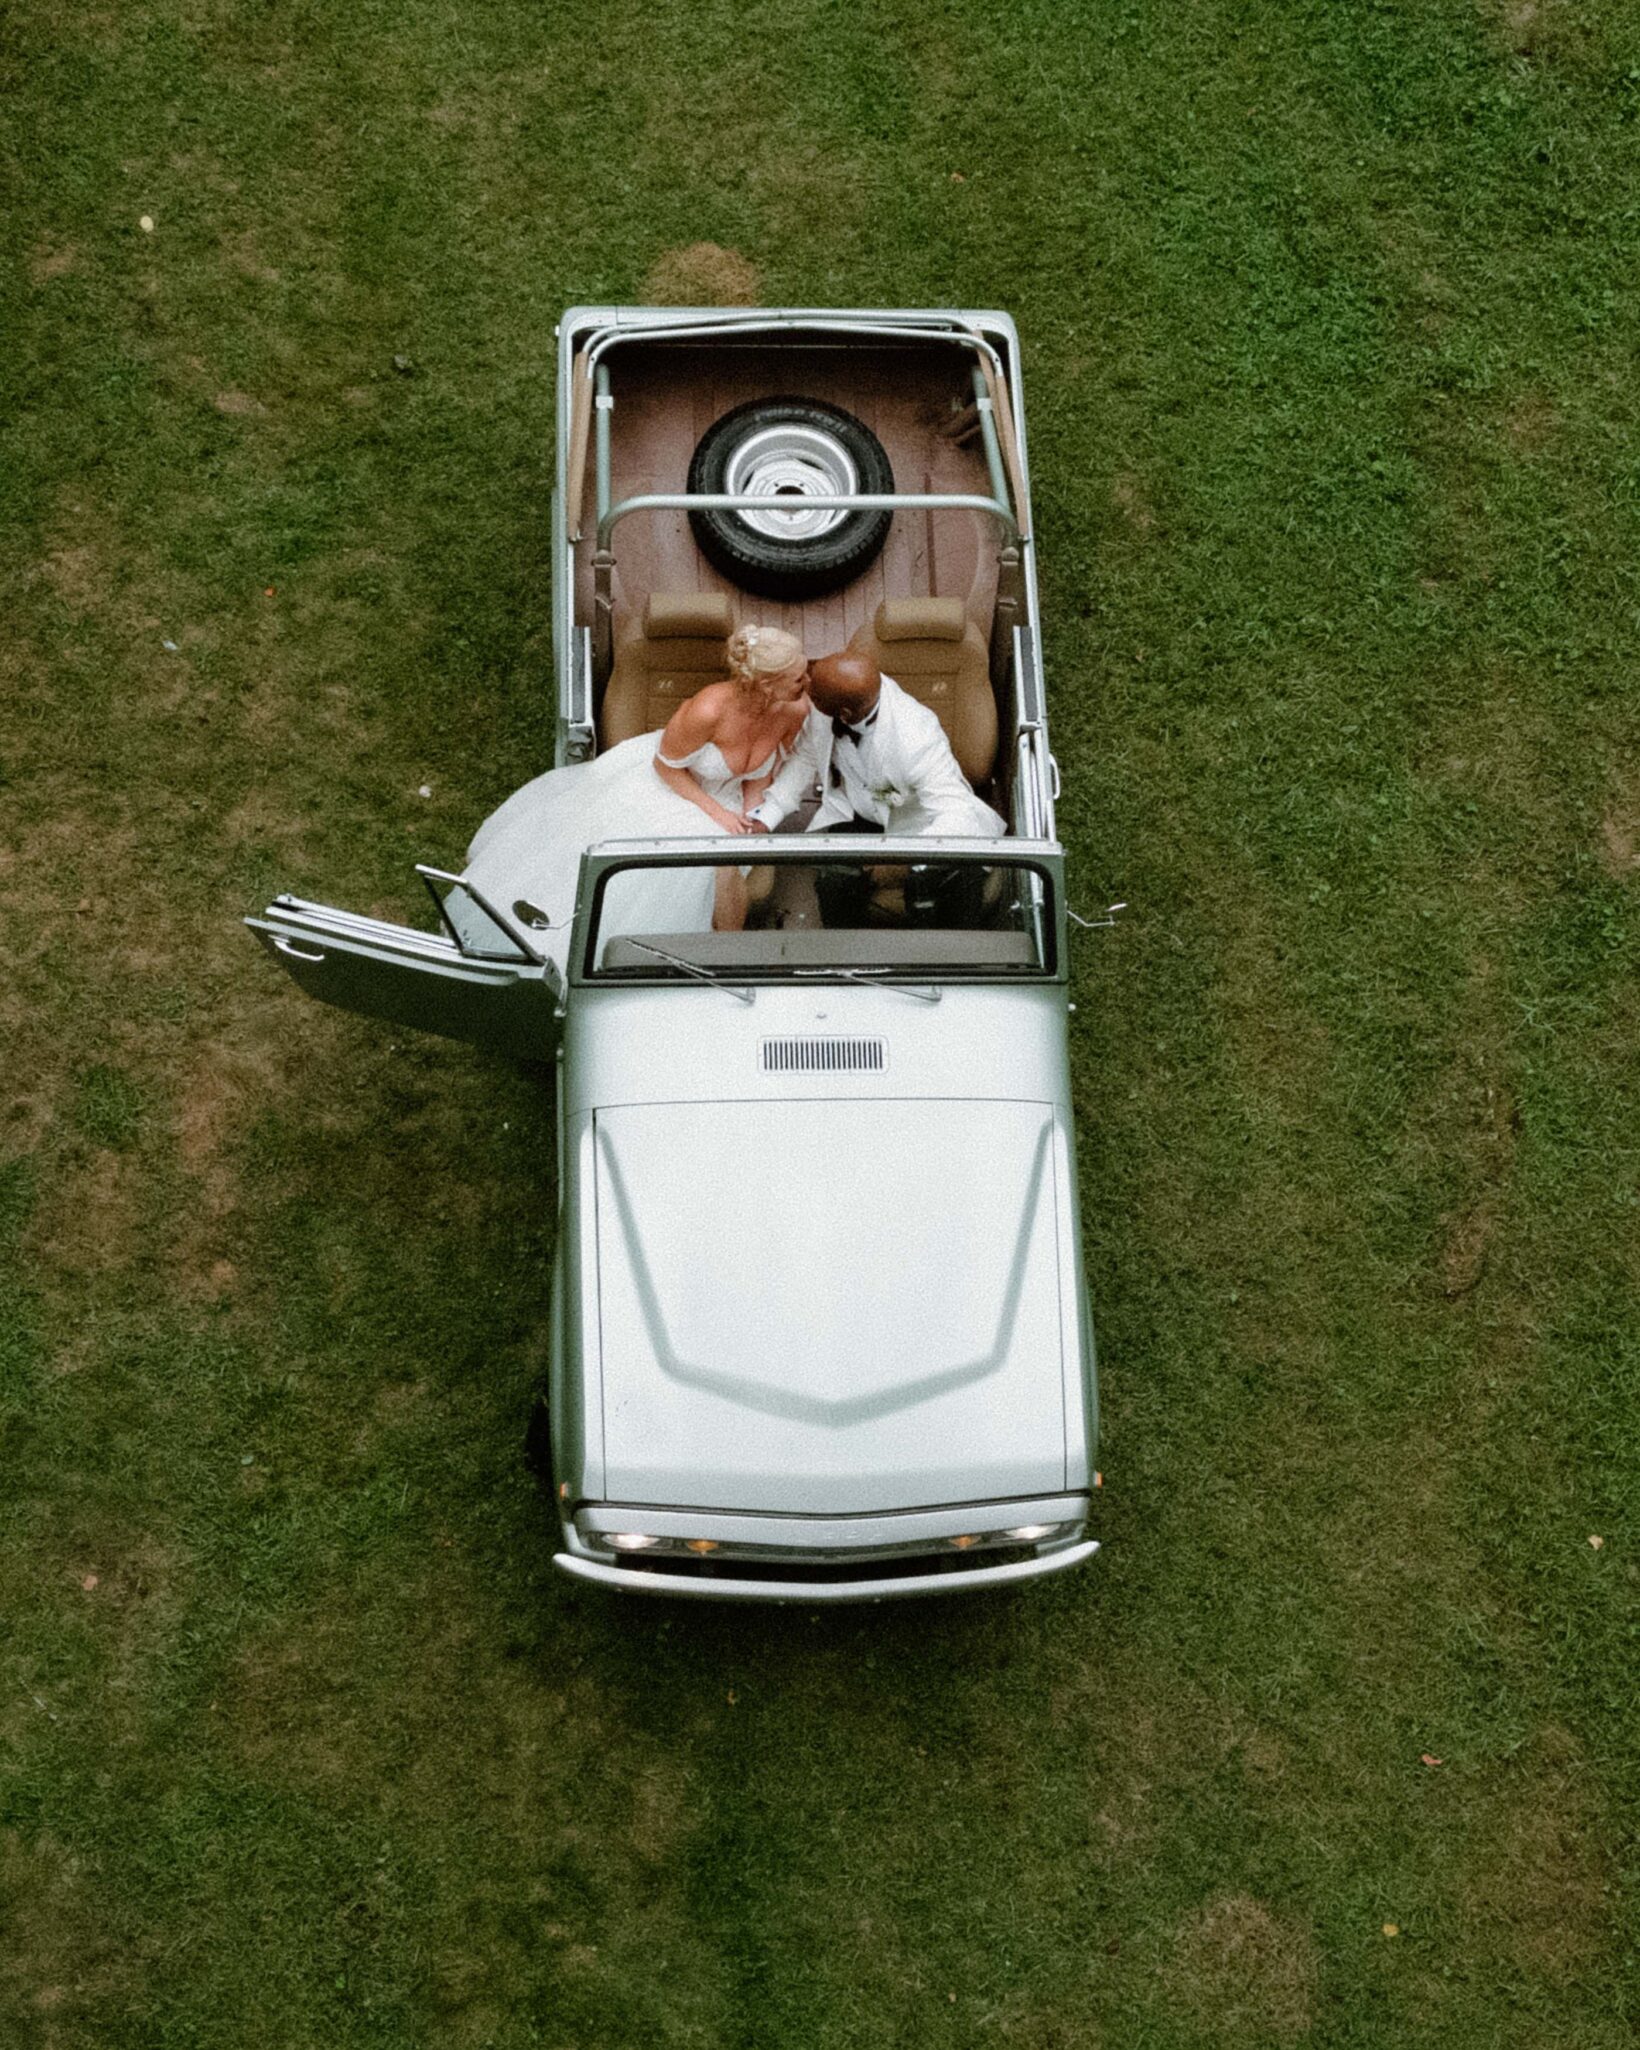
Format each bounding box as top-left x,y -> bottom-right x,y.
585,855 -> 1055,981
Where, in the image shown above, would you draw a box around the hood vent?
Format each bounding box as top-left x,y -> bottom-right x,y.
762,1036 -> 887,1075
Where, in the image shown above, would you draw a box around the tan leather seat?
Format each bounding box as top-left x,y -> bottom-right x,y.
601,591 -> 734,747
846,598 -> 997,785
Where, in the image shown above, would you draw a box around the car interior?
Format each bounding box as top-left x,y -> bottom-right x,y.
567,327 -> 1051,846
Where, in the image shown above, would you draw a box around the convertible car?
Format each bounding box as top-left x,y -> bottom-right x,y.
249,306 -> 1100,1601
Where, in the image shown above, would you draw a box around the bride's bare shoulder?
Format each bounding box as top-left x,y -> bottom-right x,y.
659,682 -> 731,749
678,680 -> 737,728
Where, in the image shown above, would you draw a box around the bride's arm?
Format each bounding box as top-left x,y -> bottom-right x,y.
741,699 -> 810,820
652,686 -> 754,835
746,706 -> 822,830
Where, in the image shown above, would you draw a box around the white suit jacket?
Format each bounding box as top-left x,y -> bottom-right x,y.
754,675 -> 1005,838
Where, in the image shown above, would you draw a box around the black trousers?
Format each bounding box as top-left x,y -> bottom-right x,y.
814,817 -> 987,929
814,814 -> 884,927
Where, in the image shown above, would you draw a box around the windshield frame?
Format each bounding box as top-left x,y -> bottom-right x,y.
571,837 -> 1065,989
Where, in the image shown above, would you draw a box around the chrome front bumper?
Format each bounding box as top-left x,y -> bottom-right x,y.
554,1539 -> 1097,1602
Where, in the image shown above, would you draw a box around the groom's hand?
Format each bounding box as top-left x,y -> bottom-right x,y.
744,818 -> 771,834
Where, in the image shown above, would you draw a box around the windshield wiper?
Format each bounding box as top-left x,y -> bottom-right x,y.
792,966 -> 941,1004
625,938 -> 753,1005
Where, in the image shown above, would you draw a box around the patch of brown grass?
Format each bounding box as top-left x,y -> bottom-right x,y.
626,1759 -> 689,1864
26,490 -> 156,640
973,1997 -> 1100,2049
36,544 -> 100,615
222,1630 -> 363,1795
212,390 -> 266,416
1440,1199 -> 1493,1296
29,242 -> 78,283
1041,1685 -> 1201,1859
1487,0 -> 1591,61
1463,1727 -> 1613,1979
1502,391 -> 1560,456
1235,1724 -> 1290,1783
1110,471 -> 1155,532
163,1030 -> 289,1289
219,228 -> 280,285
1597,766 -> 1640,880
1497,0 -> 1543,40
1166,1893 -> 1318,2043
640,242 -> 761,307
63,1520 -> 183,1700
0,1830 -> 130,2044
1438,1077 -> 1518,1298
1598,814 -> 1636,878
0,798 -> 96,1151
221,785 -> 318,853
28,1149 -> 143,1276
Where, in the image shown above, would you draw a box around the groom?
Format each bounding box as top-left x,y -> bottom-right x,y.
746,651 -> 1005,841
745,649 -> 1004,926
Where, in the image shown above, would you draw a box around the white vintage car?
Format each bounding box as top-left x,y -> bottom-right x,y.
250,306 -> 1100,1601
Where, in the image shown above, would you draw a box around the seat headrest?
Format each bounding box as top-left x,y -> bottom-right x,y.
874,597 -> 966,643
644,591 -> 734,639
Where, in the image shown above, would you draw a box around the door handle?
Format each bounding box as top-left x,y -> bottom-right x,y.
273,935 -> 327,962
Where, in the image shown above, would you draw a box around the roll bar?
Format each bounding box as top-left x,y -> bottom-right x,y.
595,490 -> 1019,552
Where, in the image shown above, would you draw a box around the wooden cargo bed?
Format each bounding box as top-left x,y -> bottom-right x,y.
574,341 -> 999,658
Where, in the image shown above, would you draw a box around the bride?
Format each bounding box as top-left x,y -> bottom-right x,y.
463,624 -> 809,970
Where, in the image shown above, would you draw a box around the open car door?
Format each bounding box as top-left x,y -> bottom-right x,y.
246,867 -> 562,1063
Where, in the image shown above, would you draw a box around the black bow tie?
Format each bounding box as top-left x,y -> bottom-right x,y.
832,710 -> 876,744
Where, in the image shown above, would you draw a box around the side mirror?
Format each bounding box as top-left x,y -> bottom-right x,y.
512,898 -> 559,932
1068,901 -> 1127,932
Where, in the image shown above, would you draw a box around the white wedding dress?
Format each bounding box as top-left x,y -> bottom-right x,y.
461,730 -> 783,974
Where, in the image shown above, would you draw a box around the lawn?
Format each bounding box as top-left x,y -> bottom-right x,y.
3,0 -> 1637,2044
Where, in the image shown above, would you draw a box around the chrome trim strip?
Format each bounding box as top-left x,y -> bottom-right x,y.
246,912 -> 460,966
576,833 -> 1061,862
553,1540 -> 1098,1604
578,1494 -> 1086,1549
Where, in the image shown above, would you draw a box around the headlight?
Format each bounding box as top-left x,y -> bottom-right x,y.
949,1523 -> 1076,1551
597,1532 -> 699,1557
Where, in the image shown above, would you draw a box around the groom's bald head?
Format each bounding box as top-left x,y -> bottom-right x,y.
808,652 -> 881,720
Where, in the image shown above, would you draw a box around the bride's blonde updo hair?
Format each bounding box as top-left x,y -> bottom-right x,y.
725,623 -> 805,695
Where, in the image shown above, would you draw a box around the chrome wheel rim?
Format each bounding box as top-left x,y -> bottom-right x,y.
723,424 -> 859,541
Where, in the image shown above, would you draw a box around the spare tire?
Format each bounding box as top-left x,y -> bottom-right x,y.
687,397 -> 894,600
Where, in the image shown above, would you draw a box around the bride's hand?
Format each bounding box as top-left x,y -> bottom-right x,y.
713,805 -> 755,835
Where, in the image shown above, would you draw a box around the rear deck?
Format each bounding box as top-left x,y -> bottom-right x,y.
574,341 -> 999,657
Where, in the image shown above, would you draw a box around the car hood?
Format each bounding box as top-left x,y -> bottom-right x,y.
592,1098 -> 1067,1514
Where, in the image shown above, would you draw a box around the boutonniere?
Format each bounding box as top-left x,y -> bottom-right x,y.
869,780 -> 908,810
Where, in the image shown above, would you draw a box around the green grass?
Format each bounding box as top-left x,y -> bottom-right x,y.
4,0 -> 1639,2043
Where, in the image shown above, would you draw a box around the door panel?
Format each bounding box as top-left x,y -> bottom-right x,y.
247,893 -> 561,1062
